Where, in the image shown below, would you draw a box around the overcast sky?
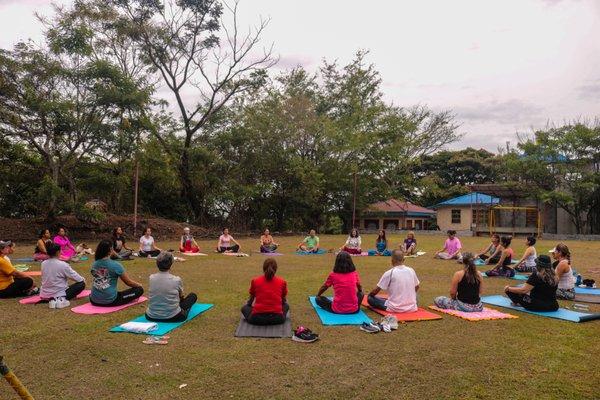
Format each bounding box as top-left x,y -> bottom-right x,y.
1,0 -> 599,152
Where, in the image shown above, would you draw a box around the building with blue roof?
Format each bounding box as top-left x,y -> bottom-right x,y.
431,192 -> 500,233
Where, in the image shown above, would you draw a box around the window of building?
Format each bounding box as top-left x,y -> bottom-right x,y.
526,209 -> 538,227
472,209 -> 489,226
451,209 -> 461,224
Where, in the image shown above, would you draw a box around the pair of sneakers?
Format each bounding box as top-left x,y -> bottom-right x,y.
292,326 -> 319,343
49,297 -> 70,309
360,315 -> 399,333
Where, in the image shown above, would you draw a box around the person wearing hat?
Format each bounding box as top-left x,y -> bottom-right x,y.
0,241 -> 39,298
179,227 -> 201,253
145,252 -> 197,322
504,254 -> 559,311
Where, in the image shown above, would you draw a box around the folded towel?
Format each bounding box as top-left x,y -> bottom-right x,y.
118,321 -> 158,334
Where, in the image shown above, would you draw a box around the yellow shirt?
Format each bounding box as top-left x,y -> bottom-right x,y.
0,256 -> 15,290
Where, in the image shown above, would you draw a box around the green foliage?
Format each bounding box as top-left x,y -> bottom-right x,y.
74,202 -> 107,224
513,122 -> 600,233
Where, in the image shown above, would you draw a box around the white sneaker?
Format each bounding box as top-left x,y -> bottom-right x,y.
55,297 -> 70,309
382,315 -> 399,330
48,299 -> 57,309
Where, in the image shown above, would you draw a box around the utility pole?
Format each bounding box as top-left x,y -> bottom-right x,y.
352,172 -> 358,228
133,158 -> 139,237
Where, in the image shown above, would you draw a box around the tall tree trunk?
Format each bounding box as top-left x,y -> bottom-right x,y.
179,148 -> 201,220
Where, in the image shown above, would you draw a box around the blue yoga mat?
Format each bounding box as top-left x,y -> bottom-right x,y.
574,287 -> 600,295
308,296 -> 372,325
296,249 -> 326,255
14,257 -> 35,263
515,284 -> 600,296
482,273 -> 529,281
481,295 -> 600,323
109,303 -> 213,335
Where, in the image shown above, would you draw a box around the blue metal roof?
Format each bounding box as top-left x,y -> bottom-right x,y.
432,192 -> 500,208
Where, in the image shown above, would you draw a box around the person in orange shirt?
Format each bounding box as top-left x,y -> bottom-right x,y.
0,240 -> 39,298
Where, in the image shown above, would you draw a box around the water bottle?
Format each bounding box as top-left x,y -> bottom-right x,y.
575,274 -> 582,286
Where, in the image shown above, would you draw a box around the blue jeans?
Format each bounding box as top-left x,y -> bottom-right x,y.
367,294 -> 387,310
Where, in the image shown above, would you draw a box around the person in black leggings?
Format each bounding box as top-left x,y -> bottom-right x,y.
0,240 -> 39,298
90,240 -> 144,307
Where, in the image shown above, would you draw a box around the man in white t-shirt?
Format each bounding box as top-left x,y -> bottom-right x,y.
367,249 -> 420,312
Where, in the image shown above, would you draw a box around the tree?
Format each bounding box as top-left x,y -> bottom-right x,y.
516,123 -> 600,234
110,0 -> 276,221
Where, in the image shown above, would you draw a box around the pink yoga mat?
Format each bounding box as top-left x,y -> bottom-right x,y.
19,290 -> 91,305
350,252 -> 369,257
182,252 -> 207,256
71,296 -> 147,314
429,305 -> 518,321
22,271 -> 41,276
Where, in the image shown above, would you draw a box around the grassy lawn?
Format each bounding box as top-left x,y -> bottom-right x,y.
1,234 -> 599,399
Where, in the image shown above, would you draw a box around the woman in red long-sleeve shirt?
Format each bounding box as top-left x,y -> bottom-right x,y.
241,258 -> 289,325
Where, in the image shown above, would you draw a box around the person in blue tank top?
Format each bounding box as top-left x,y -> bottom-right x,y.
368,230 -> 391,256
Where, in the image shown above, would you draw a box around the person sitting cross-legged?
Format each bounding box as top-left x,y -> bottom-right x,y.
0,241 -> 39,298
259,228 -> 279,254
298,229 -> 320,253
39,243 -> 86,309
340,228 -> 362,255
434,252 -> 483,312
90,240 -> 144,307
145,252 -> 197,322
241,258 -> 289,325
485,236 -> 515,278
504,255 -> 559,312
434,230 -> 462,260
179,227 -> 201,253
33,229 -> 53,262
217,228 -> 241,253
367,250 -> 420,313
139,228 -> 162,258
315,252 -> 363,314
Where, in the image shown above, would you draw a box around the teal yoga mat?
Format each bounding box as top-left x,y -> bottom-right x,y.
296,249 -> 326,255
110,303 -> 213,335
481,295 -> 600,323
308,296 -> 372,325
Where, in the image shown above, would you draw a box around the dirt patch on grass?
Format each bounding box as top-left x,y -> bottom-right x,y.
0,214 -> 209,241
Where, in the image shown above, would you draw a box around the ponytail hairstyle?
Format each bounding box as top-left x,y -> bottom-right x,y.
461,252 -> 481,284
526,236 -> 536,246
263,258 -> 278,281
554,243 -> 571,265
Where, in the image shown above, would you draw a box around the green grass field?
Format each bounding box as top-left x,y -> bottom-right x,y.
1,234 -> 599,399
